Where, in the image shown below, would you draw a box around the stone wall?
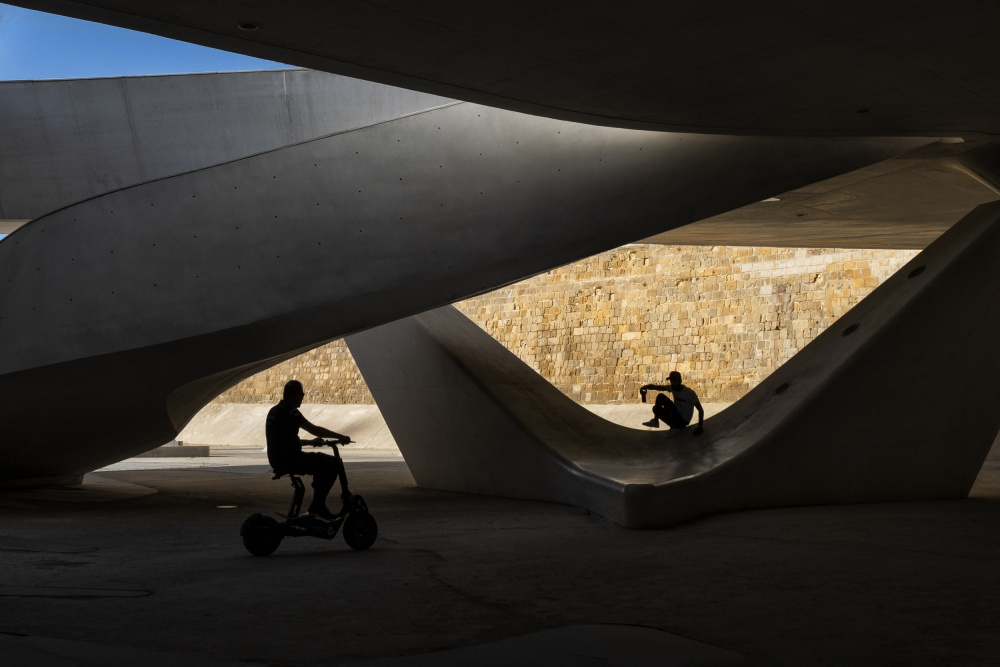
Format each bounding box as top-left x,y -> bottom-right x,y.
213,244 -> 919,405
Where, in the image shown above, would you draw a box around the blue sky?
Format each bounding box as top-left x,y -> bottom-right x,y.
0,4 -> 290,238
0,3 -> 289,80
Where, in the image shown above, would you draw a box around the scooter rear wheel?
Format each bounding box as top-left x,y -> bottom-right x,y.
241,513 -> 284,556
343,512 -> 378,550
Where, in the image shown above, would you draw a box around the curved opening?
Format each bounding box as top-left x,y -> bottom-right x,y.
908,265 -> 926,279
841,323 -> 860,337
774,382 -> 790,395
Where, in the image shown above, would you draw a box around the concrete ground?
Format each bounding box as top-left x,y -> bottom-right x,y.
1,446 -> 999,666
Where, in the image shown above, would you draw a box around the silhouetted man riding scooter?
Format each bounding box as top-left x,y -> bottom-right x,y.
265,380 -> 352,519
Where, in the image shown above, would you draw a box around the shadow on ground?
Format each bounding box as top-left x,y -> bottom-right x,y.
1,459 -> 998,666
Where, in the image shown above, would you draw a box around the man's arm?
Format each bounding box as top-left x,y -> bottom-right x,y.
301,418 -> 350,443
693,400 -> 705,436
639,383 -> 671,401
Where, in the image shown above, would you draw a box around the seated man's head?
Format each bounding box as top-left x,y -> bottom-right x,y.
283,380 -> 305,407
668,371 -> 682,388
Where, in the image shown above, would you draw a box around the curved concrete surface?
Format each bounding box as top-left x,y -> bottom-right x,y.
12,1 -> 1000,137
0,72 -> 990,248
646,150 -> 1000,249
346,201 -> 1000,527
0,69 -> 450,222
0,81 -> 926,483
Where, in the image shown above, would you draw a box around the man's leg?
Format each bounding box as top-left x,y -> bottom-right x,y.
644,394 -> 688,430
295,452 -> 350,515
643,393 -> 672,427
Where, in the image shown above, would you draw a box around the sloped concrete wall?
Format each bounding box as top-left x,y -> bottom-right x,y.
347,202 -> 1000,526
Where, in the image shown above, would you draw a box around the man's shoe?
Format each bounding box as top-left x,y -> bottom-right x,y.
642,418 -> 659,428
307,504 -> 337,520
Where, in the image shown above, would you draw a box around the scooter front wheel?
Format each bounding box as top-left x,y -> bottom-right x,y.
241,513 -> 284,556
343,512 -> 378,550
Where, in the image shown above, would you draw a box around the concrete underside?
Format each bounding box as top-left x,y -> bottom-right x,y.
1,458 -> 999,666
646,149 -> 999,248
12,1 -> 1000,137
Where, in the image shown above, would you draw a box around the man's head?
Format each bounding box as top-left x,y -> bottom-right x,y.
282,380 -> 305,407
668,371 -> 683,388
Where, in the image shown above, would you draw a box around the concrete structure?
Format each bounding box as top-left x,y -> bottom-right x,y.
0,70 -> 450,231
0,3 -> 998,530
2,5 -> 1000,664
347,200 -> 1000,526
0,69 -> 931,485
12,1 -> 1000,137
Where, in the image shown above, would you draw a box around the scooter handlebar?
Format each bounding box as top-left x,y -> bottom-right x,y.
310,438 -> 353,447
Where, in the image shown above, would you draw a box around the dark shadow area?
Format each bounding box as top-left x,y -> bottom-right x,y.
1,462 -> 999,666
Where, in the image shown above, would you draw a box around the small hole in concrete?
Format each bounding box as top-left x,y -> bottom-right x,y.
857,108 -> 870,114
908,265 -> 926,279
237,22 -> 259,31
842,323 -> 860,337
775,383 -> 789,395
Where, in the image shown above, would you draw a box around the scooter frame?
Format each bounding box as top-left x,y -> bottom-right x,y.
241,440 -> 377,555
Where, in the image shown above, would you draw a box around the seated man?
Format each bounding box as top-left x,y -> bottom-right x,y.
639,371 -> 705,435
265,380 -> 352,518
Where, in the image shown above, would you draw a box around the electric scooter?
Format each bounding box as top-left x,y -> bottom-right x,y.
241,439 -> 377,556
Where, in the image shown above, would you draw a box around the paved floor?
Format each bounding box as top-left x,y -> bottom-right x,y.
1,448 -> 999,666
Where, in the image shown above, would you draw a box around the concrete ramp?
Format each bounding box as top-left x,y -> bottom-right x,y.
347,201 -> 1000,527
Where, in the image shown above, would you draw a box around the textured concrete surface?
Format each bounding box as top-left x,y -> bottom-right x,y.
1,451 -> 998,666
0,69 -> 450,221
648,155 -> 999,248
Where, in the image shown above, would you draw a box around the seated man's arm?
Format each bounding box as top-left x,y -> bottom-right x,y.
301,419 -> 350,443
693,400 -> 705,436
